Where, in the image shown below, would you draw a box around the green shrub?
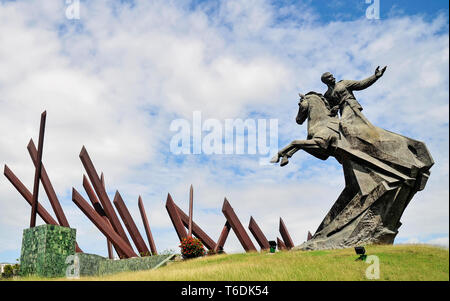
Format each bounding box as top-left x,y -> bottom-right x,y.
13,264 -> 20,276
2,265 -> 14,278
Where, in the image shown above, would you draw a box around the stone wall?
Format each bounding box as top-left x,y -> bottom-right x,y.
19,224 -> 174,278
75,253 -> 175,277
19,224 -> 76,277
75,253 -> 106,276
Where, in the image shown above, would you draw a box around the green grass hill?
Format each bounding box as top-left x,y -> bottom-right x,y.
12,244 -> 449,281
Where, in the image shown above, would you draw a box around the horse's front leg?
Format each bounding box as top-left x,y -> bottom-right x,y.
271,139 -> 320,166
270,141 -> 298,163
285,146 -> 301,158
285,139 -> 320,157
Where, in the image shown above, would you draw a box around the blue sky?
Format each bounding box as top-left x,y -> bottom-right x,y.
0,0 -> 448,263
306,0 -> 448,21
186,0 -> 449,22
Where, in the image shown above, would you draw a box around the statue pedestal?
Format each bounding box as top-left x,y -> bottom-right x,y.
19,224 -> 76,277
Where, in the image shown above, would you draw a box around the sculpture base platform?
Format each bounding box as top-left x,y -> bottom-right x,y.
74,253 -> 175,277
19,224 -> 76,277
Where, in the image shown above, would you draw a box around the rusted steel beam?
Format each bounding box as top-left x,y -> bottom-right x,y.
28,140 -> 83,253
213,221 -> 230,253
175,204 -> 217,250
100,173 -> 114,259
113,191 -> 150,256
222,198 -> 257,252
5,164 -> 58,226
83,175 -> 106,216
277,237 -> 287,251
138,196 -> 157,255
82,175 -> 121,259
79,146 -> 133,249
248,216 -> 270,250
72,188 -> 137,258
188,185 -> 193,237
4,165 -> 82,253
30,111 -> 46,227
107,237 -> 114,259
307,231 -> 313,241
279,217 -> 295,249
28,139 -> 70,227
101,172 -> 105,188
106,236 -> 113,258
165,193 -> 187,241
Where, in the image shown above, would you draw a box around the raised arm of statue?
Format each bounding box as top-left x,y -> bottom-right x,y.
344,65 -> 387,91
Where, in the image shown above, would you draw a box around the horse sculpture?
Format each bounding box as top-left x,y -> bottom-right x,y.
272,92 -> 433,250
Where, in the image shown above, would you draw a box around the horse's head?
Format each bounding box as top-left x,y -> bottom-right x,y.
296,92 -> 330,125
296,93 -> 308,125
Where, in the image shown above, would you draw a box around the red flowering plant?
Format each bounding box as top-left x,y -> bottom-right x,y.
179,237 -> 206,259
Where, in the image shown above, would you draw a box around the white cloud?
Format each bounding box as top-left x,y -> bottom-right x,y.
397,236 -> 449,248
427,236 -> 449,247
0,1 -> 448,260
402,237 -> 420,244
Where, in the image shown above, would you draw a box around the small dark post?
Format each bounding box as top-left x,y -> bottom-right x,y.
354,246 -> 367,260
277,237 -> 287,250
213,221 -> 230,253
188,185 -> 193,237
268,240 -> 277,253
222,198 -> 257,252
165,193 -> 187,241
72,188 -> 137,258
175,204 -> 217,250
279,217 -> 295,249
138,196 -> 158,255
248,216 -> 270,250
30,111 -> 46,227
113,191 -> 150,256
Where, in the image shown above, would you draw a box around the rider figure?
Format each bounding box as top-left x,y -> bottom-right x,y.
321,66 -> 387,120
271,66 -> 387,167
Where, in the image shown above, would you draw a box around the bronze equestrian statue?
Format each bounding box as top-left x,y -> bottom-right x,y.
272,66 -> 433,250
